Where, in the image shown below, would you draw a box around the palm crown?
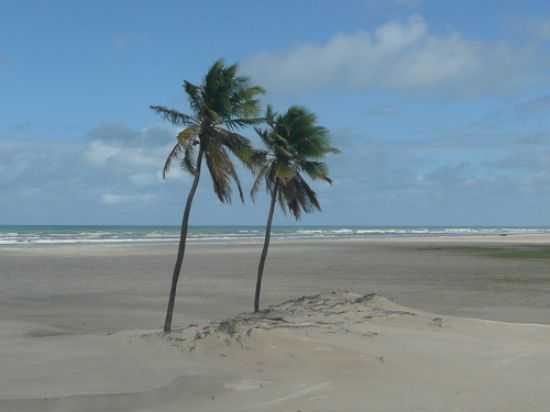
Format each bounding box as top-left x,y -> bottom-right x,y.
252,105 -> 338,218
151,59 -> 265,202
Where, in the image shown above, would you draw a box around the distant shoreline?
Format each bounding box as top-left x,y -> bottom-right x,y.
2,225 -> 550,246
2,231 -> 550,250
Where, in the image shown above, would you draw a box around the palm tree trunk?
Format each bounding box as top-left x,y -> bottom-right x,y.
163,148 -> 204,333
254,181 -> 279,312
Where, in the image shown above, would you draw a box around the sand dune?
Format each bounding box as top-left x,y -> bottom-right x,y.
2,291 -> 550,412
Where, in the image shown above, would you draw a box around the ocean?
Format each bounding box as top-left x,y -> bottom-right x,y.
0,225 -> 549,246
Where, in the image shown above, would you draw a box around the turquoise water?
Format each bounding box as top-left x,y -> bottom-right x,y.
1,225 -> 549,245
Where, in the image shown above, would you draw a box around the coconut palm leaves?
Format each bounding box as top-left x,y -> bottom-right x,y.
252,106 -> 338,312
151,60 -> 264,203
151,59 -> 264,333
251,105 -> 337,217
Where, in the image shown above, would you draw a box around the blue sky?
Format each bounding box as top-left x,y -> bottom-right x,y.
3,0 -> 550,226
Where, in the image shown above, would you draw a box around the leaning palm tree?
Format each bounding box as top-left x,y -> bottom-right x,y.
251,106 -> 338,312
151,59 -> 264,333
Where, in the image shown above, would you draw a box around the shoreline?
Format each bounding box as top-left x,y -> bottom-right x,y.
2,230 -> 550,250
3,226 -> 550,248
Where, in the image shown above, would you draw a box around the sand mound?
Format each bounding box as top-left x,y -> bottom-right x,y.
164,291 -> 416,351
3,291 -> 550,412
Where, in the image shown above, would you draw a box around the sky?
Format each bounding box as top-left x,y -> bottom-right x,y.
3,0 -> 550,226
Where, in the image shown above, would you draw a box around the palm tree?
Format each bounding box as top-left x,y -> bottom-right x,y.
151,59 -> 264,333
251,106 -> 338,312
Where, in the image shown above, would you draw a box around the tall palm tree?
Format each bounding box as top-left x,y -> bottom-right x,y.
151,59 -> 264,333
251,106 -> 338,312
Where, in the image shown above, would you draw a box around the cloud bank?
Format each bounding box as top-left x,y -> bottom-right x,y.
0,125 -> 189,224
3,107 -> 550,226
243,16 -> 545,96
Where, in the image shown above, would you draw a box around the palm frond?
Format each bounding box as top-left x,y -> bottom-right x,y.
226,156 -> 245,202
181,144 -> 197,175
201,60 -> 264,128
295,173 -> 321,211
250,149 -> 269,168
183,81 -> 203,115
176,126 -> 198,145
226,116 -> 265,129
163,143 -> 183,179
251,104 -> 337,219
277,174 -> 321,219
265,105 -> 277,127
277,185 -> 290,216
275,162 -> 296,179
255,127 -> 274,149
300,160 -> 332,183
250,162 -> 272,201
204,144 -> 236,203
280,178 -> 301,218
153,59 -> 265,209
265,163 -> 278,196
150,105 -> 196,126
215,128 -> 254,169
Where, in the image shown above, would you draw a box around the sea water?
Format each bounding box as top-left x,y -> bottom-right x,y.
1,225 -> 549,245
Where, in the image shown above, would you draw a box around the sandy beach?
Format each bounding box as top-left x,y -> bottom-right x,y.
1,234 -> 550,411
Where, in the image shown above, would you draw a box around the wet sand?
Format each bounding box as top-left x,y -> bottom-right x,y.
1,235 -> 550,333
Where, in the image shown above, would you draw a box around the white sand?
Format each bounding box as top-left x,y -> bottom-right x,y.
2,291 -> 550,412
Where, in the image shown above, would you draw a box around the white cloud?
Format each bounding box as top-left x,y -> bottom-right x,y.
84,141 -> 121,165
243,16 -> 544,96
100,192 -> 156,205
128,172 -> 161,186
84,126 -> 170,169
81,124 -> 192,189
